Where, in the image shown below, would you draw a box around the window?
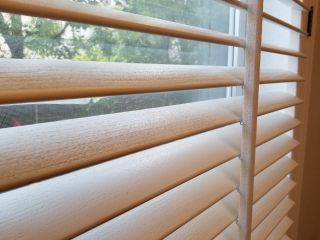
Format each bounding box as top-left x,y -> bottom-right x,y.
0,0 -> 242,128
0,1 -> 314,240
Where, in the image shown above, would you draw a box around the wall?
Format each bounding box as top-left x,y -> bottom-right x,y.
298,2 -> 320,239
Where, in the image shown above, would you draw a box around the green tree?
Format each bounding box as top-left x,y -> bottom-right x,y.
0,0 -> 230,128
0,0 -> 229,64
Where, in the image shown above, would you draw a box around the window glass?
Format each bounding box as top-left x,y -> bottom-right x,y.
0,0 -> 241,128
72,0 -> 231,33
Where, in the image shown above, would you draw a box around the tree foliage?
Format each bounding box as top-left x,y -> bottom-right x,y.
0,0 -> 229,63
0,0 -> 229,127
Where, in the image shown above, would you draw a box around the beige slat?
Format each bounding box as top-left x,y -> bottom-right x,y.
159,135 -> 297,240
254,135 -> 299,175
292,0 -> 310,11
0,92 -> 302,191
223,0 -> 310,13
217,156 -> 296,206
74,139 -> 295,240
282,234 -> 293,240
222,0 -> 248,9
254,156 -> 297,202
261,44 -> 307,58
252,198 -> 295,240
252,178 -> 296,229
0,0 -> 244,47
0,112 -> 300,240
222,0 -> 307,35
215,178 -> 296,240
266,216 -> 293,240
75,129 -> 298,240
259,69 -> 303,84
73,159 -> 238,240
263,12 -> 308,35
0,59 -> 303,104
164,191 -> 239,240
214,222 -> 238,240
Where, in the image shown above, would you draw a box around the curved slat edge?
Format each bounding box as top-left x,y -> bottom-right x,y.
0,112 -> 300,240
261,44 -> 307,58
0,59 -> 303,104
0,92 -> 300,191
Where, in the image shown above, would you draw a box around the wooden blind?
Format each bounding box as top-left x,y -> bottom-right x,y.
0,0 -> 314,239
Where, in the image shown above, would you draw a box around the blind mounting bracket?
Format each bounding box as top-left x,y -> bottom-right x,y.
307,6 -> 313,36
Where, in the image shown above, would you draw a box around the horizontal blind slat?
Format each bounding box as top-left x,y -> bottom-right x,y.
252,178 -> 296,230
251,198 -> 294,240
254,135 -> 299,175
0,113 -> 299,240
253,157 -> 297,202
222,0 -> 248,9
263,12 -> 308,35
164,191 -> 239,240
266,216 -> 293,240
261,44 -> 307,58
0,0 -> 244,47
73,135 -> 295,240
162,138 -> 297,240
292,0 -> 310,11
212,178 -> 295,240
215,222 -> 238,240
0,59 -> 303,104
0,92 -> 301,191
282,234 -> 293,240
73,159 -> 238,240
222,0 -> 307,35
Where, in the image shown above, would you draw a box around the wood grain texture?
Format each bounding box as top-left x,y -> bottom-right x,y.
266,216 -> 293,240
215,222 -> 238,240
223,0 -> 307,35
254,136 -> 299,175
0,113 -> 300,240
238,0 -> 263,239
164,191 -> 239,240
251,198 -> 294,240
223,0 -> 308,36
282,234 -> 293,240
165,178 -> 295,240
287,2 -> 317,239
252,178 -> 296,230
0,58 -> 304,104
0,0 -> 244,47
157,138 -> 297,240
254,157 -> 297,203
292,0 -> 310,11
263,12 -> 308,35
202,179 -> 294,240
73,136 -> 297,240
74,159 -> 238,240
288,0 -> 316,238
261,44 -> 307,58
0,92 -> 302,191
222,0 -> 248,9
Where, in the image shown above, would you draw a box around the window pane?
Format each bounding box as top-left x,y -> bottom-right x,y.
0,0 -> 236,128
0,88 -> 226,128
72,0 -> 231,33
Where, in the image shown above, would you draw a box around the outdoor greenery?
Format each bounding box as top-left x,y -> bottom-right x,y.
0,0 -> 229,128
